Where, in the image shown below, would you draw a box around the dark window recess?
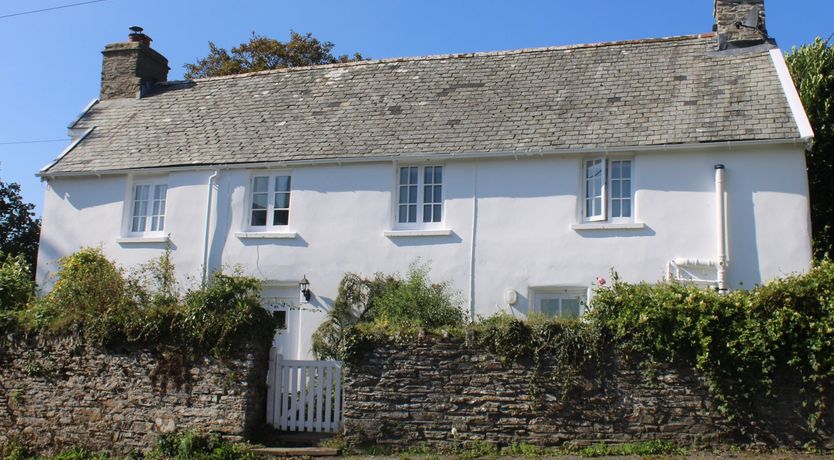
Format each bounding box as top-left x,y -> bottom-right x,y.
275,310 -> 288,330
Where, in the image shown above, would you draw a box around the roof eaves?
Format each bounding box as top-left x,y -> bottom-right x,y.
37,136 -> 804,179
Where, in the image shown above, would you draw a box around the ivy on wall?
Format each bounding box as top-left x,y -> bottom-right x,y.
346,260 -> 834,440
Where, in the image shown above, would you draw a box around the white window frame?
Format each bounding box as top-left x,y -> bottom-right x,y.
531,287 -> 588,319
582,157 -> 634,223
247,171 -> 292,232
393,164 -> 444,230
126,177 -> 168,237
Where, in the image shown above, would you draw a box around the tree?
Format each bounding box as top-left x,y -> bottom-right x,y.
787,38 -> 834,258
0,176 -> 41,270
184,31 -> 364,79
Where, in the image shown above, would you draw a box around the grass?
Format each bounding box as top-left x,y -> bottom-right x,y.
347,440 -> 687,458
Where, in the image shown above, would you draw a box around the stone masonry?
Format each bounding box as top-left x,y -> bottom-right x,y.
714,0 -> 768,43
0,334 -> 268,455
344,336 -> 834,450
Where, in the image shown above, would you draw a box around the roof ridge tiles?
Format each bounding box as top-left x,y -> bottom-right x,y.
160,32 -> 717,86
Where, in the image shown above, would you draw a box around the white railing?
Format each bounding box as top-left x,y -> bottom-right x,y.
266,351 -> 343,432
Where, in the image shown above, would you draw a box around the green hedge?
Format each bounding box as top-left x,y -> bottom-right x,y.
345,260 -> 834,438
1,248 -> 277,357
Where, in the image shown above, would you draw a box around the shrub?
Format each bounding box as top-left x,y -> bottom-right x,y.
152,430 -> 254,460
29,248 -> 129,328
9,247 -> 276,357
312,262 -> 463,360
0,253 -> 36,311
588,261 -> 834,432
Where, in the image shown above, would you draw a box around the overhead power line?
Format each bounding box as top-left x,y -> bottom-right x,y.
0,0 -> 106,20
0,139 -> 67,145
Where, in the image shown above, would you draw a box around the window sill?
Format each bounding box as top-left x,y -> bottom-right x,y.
570,222 -> 646,231
116,236 -> 170,244
235,231 -> 298,240
384,229 -> 453,237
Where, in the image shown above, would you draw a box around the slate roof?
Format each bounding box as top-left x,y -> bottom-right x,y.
43,34 -> 801,175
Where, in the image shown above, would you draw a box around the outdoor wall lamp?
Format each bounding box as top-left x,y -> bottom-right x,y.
299,275 -> 312,302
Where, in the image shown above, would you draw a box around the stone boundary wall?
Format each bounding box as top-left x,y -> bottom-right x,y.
0,334 -> 268,454
344,336 -> 834,450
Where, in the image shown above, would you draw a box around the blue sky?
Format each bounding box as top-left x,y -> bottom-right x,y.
1,0 -> 831,215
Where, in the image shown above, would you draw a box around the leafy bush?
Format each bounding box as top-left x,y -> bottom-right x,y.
0,253 -> 35,311
7,247 -> 276,357
312,262 -> 464,360
17,248 -> 129,333
589,261 -> 834,432
151,430 -> 253,460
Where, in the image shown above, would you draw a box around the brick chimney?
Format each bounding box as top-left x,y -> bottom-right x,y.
713,0 -> 768,46
100,27 -> 169,100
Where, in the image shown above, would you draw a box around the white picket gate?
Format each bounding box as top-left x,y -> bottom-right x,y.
266,351 -> 343,432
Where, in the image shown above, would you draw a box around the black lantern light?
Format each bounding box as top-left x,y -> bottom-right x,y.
299,275 -> 311,302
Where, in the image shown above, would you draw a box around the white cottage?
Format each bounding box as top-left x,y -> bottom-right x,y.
37,0 -> 813,359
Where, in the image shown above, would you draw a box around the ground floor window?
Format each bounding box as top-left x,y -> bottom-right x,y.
532,287 -> 587,319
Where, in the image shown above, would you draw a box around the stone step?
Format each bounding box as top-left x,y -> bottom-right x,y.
251,447 -> 340,457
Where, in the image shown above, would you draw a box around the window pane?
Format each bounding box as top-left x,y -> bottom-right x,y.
252,193 -> 268,210
409,167 -> 417,184
398,205 -> 408,223
399,187 -> 408,204
433,205 -> 442,222
399,167 -> 409,185
424,167 -> 433,184
251,210 -> 267,226
434,166 -> 442,183
157,216 -> 165,231
154,184 -> 167,200
586,160 -> 602,179
612,181 -> 621,199
408,204 -> 417,222
561,299 -> 581,319
433,185 -> 442,202
622,180 -> 631,198
253,177 -> 268,193
622,199 -> 632,217
409,185 -> 417,203
424,185 -> 433,203
541,299 -> 560,318
611,161 -> 621,179
622,161 -> 631,178
423,204 -> 432,222
131,217 -> 145,233
150,216 -> 160,231
276,176 -> 291,192
612,200 -> 621,217
594,197 -> 601,214
273,210 -> 289,226
275,192 -> 290,209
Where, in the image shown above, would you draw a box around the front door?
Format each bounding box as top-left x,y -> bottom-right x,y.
262,285 -> 301,359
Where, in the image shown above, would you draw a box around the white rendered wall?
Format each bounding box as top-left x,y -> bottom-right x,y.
37,143 -> 813,359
